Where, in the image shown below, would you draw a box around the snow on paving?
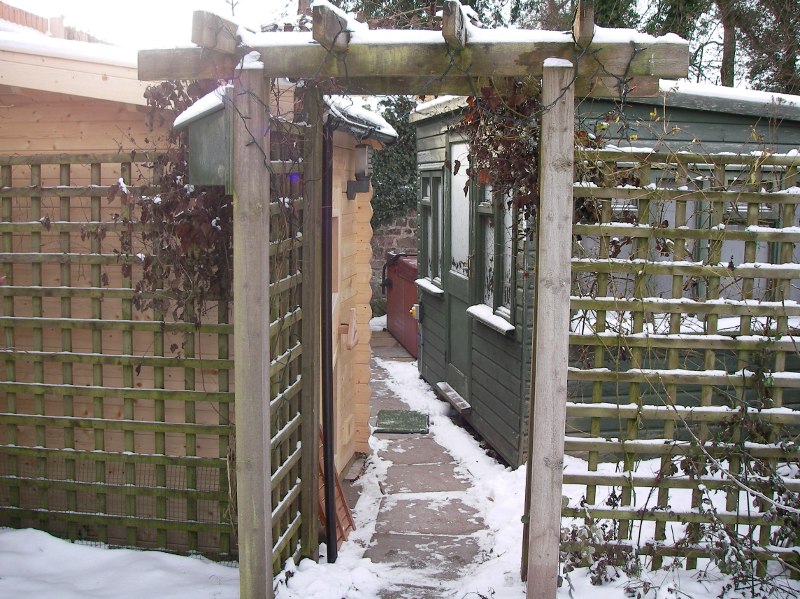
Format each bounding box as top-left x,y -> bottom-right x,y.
3,346 -> 798,598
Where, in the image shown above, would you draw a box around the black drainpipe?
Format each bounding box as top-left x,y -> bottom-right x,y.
321,121 -> 337,562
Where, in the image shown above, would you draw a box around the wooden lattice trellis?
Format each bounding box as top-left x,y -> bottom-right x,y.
566,149 -> 800,568
268,116 -> 307,574
1,132 -> 314,567
0,153 -> 235,556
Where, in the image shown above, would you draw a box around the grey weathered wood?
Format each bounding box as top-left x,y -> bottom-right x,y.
253,34 -> 686,79
573,0 -> 594,47
139,28 -> 688,84
231,71 -> 273,599
138,48 -> 242,81
526,59 -> 574,599
192,11 -> 241,55
312,3 -> 350,52
300,88 -> 322,560
442,1 -> 468,49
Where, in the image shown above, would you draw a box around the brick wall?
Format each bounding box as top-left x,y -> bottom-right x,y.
370,209 -> 418,301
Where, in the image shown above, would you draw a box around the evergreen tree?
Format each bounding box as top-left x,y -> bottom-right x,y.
508,0 -> 640,30
643,0 -> 712,40
369,97 -> 419,227
731,0 -> 800,93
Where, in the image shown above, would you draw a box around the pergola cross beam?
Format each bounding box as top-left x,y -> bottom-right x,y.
312,2 -> 351,52
138,2 -> 686,100
442,0 -> 469,49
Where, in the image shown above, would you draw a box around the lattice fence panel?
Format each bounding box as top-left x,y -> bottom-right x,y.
0,153 -> 235,558
566,149 -> 800,569
268,119 -> 306,574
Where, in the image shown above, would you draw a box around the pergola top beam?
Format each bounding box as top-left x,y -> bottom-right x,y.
139,31 -> 687,80
246,31 -> 685,79
312,2 -> 351,53
138,1 -> 688,98
442,0 -> 469,49
573,0 -> 595,46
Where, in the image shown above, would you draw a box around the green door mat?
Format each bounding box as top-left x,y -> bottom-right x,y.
374,410 -> 430,434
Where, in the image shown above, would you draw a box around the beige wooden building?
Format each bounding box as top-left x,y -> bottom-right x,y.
173,87 -> 396,474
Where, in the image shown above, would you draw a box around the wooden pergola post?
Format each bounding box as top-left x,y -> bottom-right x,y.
300,87 -> 323,560
526,58 -> 575,598
232,70 -> 273,599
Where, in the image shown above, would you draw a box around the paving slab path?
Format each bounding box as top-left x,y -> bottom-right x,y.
360,333 -> 489,598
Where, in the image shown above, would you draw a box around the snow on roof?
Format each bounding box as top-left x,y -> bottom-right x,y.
412,80 -> 800,124
174,86 -> 398,143
326,95 -> 397,141
0,18 -> 44,36
173,85 -> 231,130
0,28 -> 137,67
411,95 -> 464,123
657,79 -> 800,120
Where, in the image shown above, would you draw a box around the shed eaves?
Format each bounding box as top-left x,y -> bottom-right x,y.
411,80 -> 800,124
174,86 -> 398,143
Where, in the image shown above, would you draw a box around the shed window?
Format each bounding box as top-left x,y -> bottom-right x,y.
479,185 -> 515,322
420,171 -> 443,282
450,142 -> 471,278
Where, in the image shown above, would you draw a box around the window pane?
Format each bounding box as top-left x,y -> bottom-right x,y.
502,203 -> 513,308
425,207 -> 433,276
433,176 -> 442,279
420,177 -> 432,278
483,215 -> 495,306
450,143 -> 470,277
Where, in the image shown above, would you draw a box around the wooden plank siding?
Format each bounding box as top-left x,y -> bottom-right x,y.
0,87 -> 163,155
579,98 -> 800,155
329,128 -> 376,470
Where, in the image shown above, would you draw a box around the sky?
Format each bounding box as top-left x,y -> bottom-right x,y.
3,0 -> 298,48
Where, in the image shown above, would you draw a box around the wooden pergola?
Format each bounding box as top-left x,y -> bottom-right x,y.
138,2 -> 688,597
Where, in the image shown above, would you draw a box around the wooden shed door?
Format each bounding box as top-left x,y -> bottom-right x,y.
445,141 -> 473,399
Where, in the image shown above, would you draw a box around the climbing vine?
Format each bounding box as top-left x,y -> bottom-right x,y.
457,82 -> 542,214
110,80 -> 233,325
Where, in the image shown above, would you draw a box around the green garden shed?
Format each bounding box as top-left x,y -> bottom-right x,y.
412,81 -> 800,466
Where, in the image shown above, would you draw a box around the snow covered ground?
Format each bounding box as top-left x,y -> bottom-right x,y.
2,347 -> 798,598
0,527 -> 239,598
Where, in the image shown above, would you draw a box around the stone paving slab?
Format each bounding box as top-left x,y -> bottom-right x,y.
377,437 -> 455,465
364,533 -> 481,580
375,497 -> 483,536
379,583 -> 451,599
369,396 -> 412,414
383,463 -> 470,494
363,338 -> 489,597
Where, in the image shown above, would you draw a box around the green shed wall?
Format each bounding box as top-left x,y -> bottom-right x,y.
415,96 -> 800,466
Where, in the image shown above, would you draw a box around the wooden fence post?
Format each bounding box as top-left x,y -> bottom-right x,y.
232,70 -> 273,599
526,58 -> 574,598
300,87 -> 323,559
